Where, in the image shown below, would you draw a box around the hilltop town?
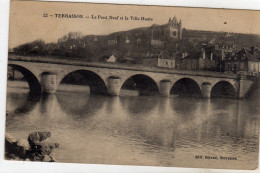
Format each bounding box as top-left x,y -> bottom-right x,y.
11,17 -> 260,75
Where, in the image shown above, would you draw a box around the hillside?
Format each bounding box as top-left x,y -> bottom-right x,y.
182,29 -> 260,48
11,25 -> 260,63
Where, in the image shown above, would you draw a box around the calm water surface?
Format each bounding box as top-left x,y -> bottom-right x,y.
5,81 -> 259,169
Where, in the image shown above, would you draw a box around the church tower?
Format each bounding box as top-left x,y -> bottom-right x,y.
168,17 -> 182,40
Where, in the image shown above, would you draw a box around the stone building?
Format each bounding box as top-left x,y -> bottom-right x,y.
107,55 -> 117,63
143,51 -> 176,68
149,17 -> 182,46
106,17 -> 182,47
215,42 -> 240,61
178,48 -> 216,71
225,46 -> 260,74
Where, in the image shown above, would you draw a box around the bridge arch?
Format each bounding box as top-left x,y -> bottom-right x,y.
211,81 -> 237,98
8,64 -> 42,95
170,78 -> 202,97
120,74 -> 159,95
57,69 -> 107,95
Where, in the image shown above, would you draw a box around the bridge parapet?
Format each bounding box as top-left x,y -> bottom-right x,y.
9,54 -> 239,79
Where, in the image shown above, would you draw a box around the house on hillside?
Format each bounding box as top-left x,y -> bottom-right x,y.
120,52 -> 136,64
215,42 -> 240,61
225,47 -> 260,74
142,51 -> 176,68
178,47 -> 217,71
100,54 -> 117,63
248,47 -> 260,73
107,55 -> 117,63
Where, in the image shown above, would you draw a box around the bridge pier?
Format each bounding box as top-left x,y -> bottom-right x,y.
238,75 -> 255,98
159,80 -> 171,97
41,73 -> 57,94
201,82 -> 212,99
107,77 -> 121,96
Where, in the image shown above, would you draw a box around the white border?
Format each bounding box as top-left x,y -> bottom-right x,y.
0,0 -> 260,173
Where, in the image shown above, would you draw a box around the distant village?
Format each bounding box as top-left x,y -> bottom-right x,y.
11,17 -> 260,75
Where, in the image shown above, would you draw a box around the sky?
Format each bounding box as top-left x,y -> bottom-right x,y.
8,0 -> 260,48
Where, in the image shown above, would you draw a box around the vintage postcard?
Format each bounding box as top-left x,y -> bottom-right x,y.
4,0 -> 260,170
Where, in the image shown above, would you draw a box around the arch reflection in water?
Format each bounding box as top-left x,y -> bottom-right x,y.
119,96 -> 159,117
6,83 -> 259,168
170,97 -> 202,120
10,92 -> 41,115
107,96 -> 177,151
129,105 -> 180,152
56,92 -> 106,117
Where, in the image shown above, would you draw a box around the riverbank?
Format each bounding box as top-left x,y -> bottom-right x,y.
5,133 -> 57,162
5,133 -> 28,161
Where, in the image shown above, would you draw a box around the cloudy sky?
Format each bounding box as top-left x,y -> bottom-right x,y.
8,0 -> 260,48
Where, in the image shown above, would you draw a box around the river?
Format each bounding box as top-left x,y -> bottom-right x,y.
5,80 -> 259,169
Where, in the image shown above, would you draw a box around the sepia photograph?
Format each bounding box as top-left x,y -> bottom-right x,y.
3,0 -> 260,171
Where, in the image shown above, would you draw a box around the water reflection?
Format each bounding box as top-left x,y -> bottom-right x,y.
7,92 -> 40,116
120,96 -> 159,117
105,96 -> 122,115
190,99 -> 259,157
56,92 -> 105,117
5,82 -> 259,169
157,97 -> 171,115
170,97 -> 201,121
40,94 -> 58,116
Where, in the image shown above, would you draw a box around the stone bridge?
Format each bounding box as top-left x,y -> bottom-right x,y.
8,54 -> 256,99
